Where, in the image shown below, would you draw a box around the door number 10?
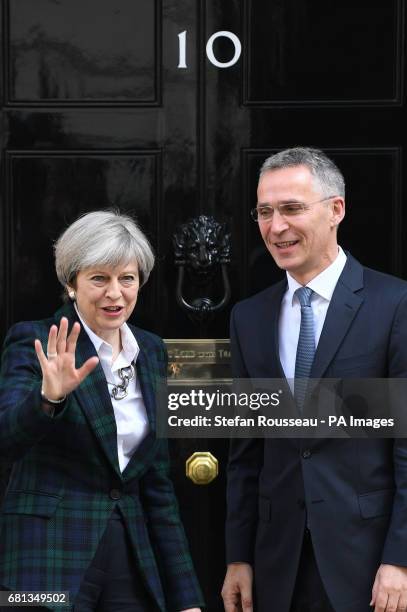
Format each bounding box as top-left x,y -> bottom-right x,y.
178,31 -> 242,69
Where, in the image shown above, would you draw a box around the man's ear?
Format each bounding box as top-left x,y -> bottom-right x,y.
331,197 -> 345,228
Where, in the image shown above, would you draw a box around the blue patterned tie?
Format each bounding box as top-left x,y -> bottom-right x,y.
294,287 -> 315,409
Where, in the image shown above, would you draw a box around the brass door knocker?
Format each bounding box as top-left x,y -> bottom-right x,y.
173,215 -> 231,323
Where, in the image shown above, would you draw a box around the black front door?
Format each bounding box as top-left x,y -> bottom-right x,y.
1,1 -> 406,610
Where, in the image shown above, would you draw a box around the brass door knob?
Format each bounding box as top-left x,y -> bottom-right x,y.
186,452 -> 218,485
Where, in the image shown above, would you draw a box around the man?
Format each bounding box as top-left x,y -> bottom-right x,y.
221,148 -> 407,612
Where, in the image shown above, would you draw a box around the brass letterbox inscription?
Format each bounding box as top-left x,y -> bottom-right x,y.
164,339 -> 231,384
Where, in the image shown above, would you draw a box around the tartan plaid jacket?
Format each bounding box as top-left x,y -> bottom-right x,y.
0,302 -> 204,611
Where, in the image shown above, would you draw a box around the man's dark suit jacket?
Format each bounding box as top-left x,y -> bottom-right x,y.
226,255 -> 407,612
0,302 -> 203,612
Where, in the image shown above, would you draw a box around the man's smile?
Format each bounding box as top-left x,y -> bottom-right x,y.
275,240 -> 299,249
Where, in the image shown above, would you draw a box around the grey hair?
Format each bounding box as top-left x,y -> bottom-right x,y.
55,210 -> 155,290
259,147 -> 345,198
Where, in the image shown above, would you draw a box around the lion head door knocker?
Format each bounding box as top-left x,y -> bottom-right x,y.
173,215 -> 231,323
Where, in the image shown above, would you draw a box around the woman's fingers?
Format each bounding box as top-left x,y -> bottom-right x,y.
46,324 -> 58,358
76,356 -> 99,383
34,339 -> 48,369
66,321 -> 81,353
47,318 -> 79,356
38,320 -> 97,393
56,317 -> 68,353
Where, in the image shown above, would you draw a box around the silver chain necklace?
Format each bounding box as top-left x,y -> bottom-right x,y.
107,364 -> 135,400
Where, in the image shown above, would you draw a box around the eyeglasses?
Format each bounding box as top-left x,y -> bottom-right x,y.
250,196 -> 337,223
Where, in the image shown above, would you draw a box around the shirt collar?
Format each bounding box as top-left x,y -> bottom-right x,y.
74,303 -> 139,364
286,246 -> 347,305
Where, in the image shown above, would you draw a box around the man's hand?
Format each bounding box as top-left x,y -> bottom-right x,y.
221,562 -> 253,612
371,564 -> 407,611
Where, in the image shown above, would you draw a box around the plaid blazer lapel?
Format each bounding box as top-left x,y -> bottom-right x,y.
121,331 -> 162,481
136,343 -> 157,432
54,303 -> 122,478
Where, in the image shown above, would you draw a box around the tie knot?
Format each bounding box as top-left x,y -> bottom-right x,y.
295,286 -> 313,307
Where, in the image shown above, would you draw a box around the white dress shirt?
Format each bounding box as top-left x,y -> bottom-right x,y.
75,305 -> 150,472
279,247 -> 347,389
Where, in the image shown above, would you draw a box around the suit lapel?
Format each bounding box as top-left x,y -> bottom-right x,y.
266,280 -> 287,379
134,341 -> 157,432
122,331 -> 161,481
311,255 -> 364,379
54,303 -> 121,477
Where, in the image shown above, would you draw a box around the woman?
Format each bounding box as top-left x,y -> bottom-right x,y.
0,211 -> 203,612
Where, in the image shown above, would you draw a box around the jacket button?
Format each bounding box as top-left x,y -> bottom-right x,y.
110,489 -> 121,500
302,449 -> 311,459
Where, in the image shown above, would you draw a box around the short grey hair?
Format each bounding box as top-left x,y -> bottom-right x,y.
55,210 -> 155,290
260,147 -> 345,198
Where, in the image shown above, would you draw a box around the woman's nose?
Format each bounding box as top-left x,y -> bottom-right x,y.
105,280 -> 121,299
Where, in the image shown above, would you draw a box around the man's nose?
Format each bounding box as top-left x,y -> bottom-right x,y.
268,209 -> 290,233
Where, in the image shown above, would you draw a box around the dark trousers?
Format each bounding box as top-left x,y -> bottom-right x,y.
1,509 -> 158,612
289,529 -> 335,612
74,507 -> 158,612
